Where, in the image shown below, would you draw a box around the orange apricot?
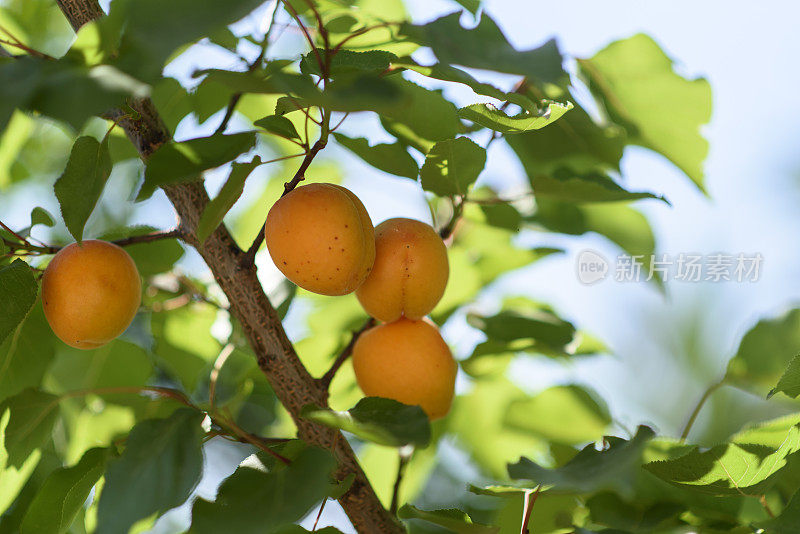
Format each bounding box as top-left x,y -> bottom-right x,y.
352,318 -> 457,420
265,183 -> 375,296
42,240 -> 141,349
356,217 -> 448,322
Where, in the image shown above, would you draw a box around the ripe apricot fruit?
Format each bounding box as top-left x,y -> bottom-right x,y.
266,183 -> 375,296
42,240 -> 141,350
352,318 -> 457,420
356,217 -> 448,322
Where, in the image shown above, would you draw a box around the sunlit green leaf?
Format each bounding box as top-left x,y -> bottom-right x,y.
254,116 -> 301,140
302,397 -> 431,448
769,354 -> 800,399
0,303 -> 54,404
459,100 -> 572,134
398,504 -> 499,533
0,389 -> 59,468
420,137 -> 486,197
300,49 -> 396,77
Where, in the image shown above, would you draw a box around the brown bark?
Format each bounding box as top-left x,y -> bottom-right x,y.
54,2 -> 404,533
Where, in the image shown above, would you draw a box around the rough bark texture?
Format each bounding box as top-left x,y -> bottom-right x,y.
56,2 -> 404,532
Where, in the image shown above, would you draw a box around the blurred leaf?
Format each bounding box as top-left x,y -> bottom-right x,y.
254,116 -> 300,140
508,426 -> 656,498
197,156 -> 262,244
398,504 -> 499,533
505,385 -> 611,446
302,397 -> 431,448
726,308 -> 800,393
20,447 -> 109,534
533,169 -> 665,204
467,305 -> 575,355
579,34 -> 712,190
645,413 -> 800,496
585,492 -> 683,533
420,137 -> 486,197
333,133 -> 418,179
97,408 -> 204,533
754,487 -> 800,533
100,226 -> 184,277
300,48 -> 396,77
151,78 -> 193,133
400,13 -> 565,85
139,132 -> 256,199
0,259 -> 37,346
769,354 -> 800,399
0,389 -> 59,468
102,0 -> 264,82
208,27 -> 239,52
190,446 -> 337,533
478,202 -> 521,231
459,100 -> 572,134
0,304 -> 55,404
54,136 -> 112,242
0,409 -> 41,514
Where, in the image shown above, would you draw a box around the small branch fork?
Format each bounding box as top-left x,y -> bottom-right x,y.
318,317 -> 376,390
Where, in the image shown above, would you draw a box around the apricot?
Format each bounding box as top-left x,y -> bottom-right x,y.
352,318 -> 457,420
356,218 -> 448,322
42,240 -> 141,349
265,183 -> 375,296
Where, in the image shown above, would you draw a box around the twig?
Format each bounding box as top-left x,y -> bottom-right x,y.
0,24 -> 54,60
318,317 -> 375,389
520,485 -> 541,534
331,22 -> 401,55
0,219 -> 31,245
680,379 -> 725,441
313,497 -> 328,530
389,447 -> 412,516
280,0 -> 325,76
759,494 -> 775,518
217,410 -> 292,464
1,228 -> 186,256
438,195 -> 465,240
209,343 -> 235,408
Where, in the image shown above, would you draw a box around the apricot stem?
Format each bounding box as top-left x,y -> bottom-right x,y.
318,317 -> 376,390
389,447 -> 412,516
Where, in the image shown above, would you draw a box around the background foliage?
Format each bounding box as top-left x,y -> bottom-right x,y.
2,0 -> 800,532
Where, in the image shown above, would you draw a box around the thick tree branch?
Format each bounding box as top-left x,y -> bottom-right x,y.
55,2 -> 403,532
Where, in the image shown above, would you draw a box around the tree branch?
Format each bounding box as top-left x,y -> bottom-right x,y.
55,2 -> 403,532
318,317 -> 375,390
389,448 -> 412,516
1,228 -> 186,256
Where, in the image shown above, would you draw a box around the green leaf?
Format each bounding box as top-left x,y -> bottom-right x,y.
458,100 -> 572,134
333,133 -> 418,179
398,504 -> 499,533
726,308 -> 800,393
579,34 -> 712,190
400,13 -> 565,85
300,48 -> 396,77
504,385 -> 611,446
190,446 -> 337,534
29,207 -> 55,229
453,0 -> 481,15
254,116 -> 300,140
20,447 -> 110,534
97,408 -> 204,533
0,389 -> 60,468
197,157 -> 262,244
151,78 -> 194,133
302,397 -> 431,448
533,168 -> 665,204
0,259 -> 37,346
103,0 -> 265,82
769,354 -> 800,399
644,413 -> 800,496
420,137 -> 486,197
754,488 -> 800,533
380,78 -> 462,145
54,136 -> 112,242
0,303 -> 55,404
0,408 -> 41,514
139,132 -> 256,199
508,425 -> 656,498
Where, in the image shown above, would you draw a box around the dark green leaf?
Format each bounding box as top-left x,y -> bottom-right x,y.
380,78 -> 462,145
151,78 -> 194,133
453,0 -> 481,15
644,414 -> 800,496
275,96 -> 313,116
54,136 -> 112,242
507,425 -> 656,498
100,226 -> 184,277
769,354 -> 800,399
754,488 -> 800,533
139,132 -> 256,199
578,34 -> 712,190
398,504 -> 499,533
533,168 -> 665,204
726,308 -> 800,393
29,208 -> 55,229
208,27 -> 239,52
97,408 -> 205,533
400,13 -> 565,85
478,202 -> 521,231
0,304 -> 55,404
0,389 -> 60,468
300,49 -> 396,77
0,260 -> 38,346
104,0 -> 265,82
20,447 -> 110,534
467,303 -> 576,356
420,137 -> 486,197
197,157 -> 262,244
190,446 -> 337,534
302,397 -> 431,448
458,100 -> 572,134
333,133 -> 418,178
254,116 -> 301,140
